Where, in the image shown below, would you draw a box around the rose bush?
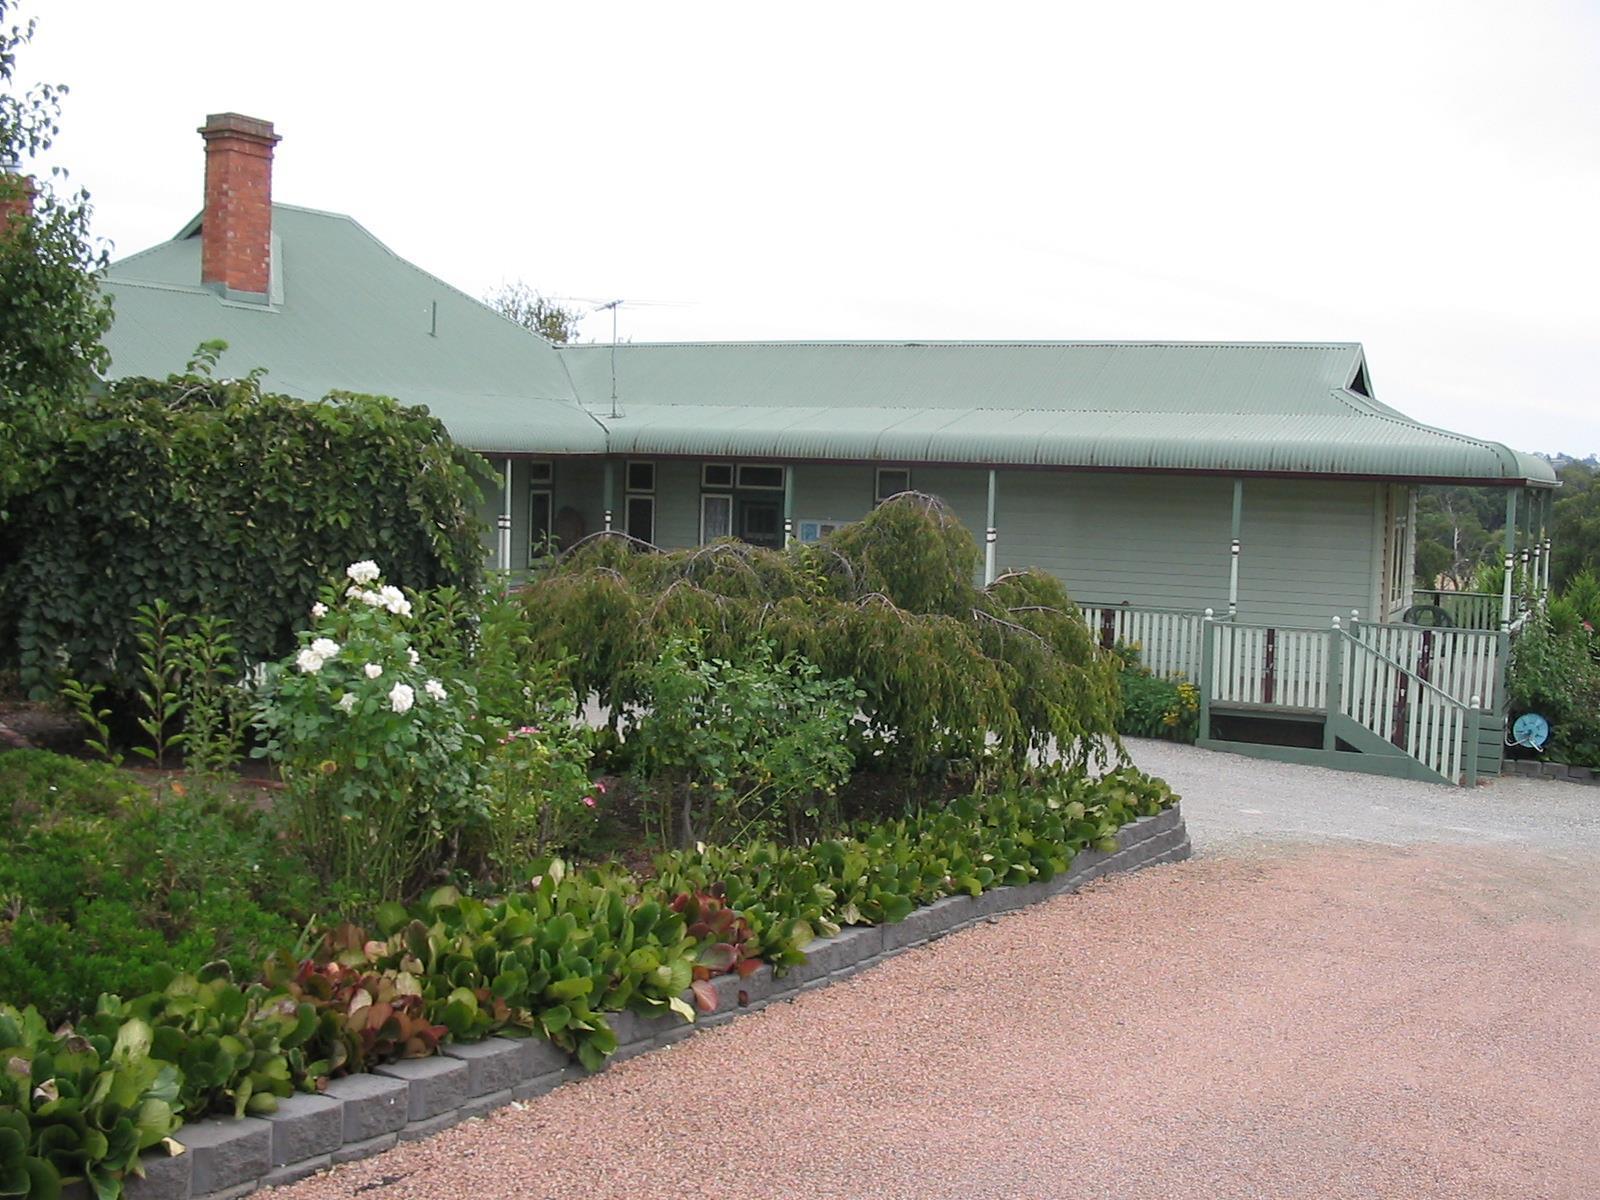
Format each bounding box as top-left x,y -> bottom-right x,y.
254,562 -> 485,902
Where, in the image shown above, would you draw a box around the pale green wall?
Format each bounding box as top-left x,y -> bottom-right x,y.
1236,479 -> 1378,626
995,472 -> 1233,610
505,457 -> 1385,627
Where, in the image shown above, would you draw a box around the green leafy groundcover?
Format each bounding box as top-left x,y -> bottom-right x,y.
0,766 -> 1175,1199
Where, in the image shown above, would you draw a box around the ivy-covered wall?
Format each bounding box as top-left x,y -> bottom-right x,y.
0,365 -> 487,699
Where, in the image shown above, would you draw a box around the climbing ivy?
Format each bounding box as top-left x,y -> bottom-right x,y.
0,352 -> 489,700
520,494 -> 1122,780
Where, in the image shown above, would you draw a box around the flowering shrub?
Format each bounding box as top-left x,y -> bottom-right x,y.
254,562 -> 485,901
481,723 -> 603,884
1111,642 -> 1200,742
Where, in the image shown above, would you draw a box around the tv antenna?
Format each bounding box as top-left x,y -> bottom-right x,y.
593,299 -> 623,419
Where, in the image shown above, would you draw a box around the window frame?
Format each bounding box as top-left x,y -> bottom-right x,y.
875,467 -> 911,504
528,488 -> 554,560
702,462 -> 735,489
626,460 -> 656,493
626,493 -> 656,545
700,492 -> 734,543
735,463 -> 786,491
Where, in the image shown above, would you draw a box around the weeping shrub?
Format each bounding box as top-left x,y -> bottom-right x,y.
517,493 -> 1122,779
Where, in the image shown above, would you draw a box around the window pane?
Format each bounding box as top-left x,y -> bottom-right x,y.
626,461 -> 655,492
627,495 -> 655,544
702,463 -> 734,488
876,469 -> 910,502
737,464 -> 785,490
528,460 -> 553,484
529,491 -> 553,557
702,494 -> 732,542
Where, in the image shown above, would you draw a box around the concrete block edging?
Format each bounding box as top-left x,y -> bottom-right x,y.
104,804 -> 1188,1200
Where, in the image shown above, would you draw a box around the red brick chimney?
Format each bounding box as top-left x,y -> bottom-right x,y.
0,170 -> 36,233
198,113 -> 280,297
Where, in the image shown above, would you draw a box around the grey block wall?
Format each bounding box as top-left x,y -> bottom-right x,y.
117,804 -> 1189,1200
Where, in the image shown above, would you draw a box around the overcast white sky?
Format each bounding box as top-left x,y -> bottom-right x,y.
18,0 -> 1600,454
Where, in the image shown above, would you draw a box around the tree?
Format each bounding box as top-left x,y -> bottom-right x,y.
1414,486 -> 1496,589
484,280 -> 583,343
0,0 -> 113,508
1551,461 -> 1600,588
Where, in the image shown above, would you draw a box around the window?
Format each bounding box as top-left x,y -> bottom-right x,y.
701,493 -> 733,541
626,461 -> 655,493
626,494 -> 656,544
1384,486 -> 1411,615
529,489 -> 553,559
736,464 -> 785,490
702,463 -> 735,489
798,519 -> 847,543
528,460 -> 553,485
875,467 -> 911,503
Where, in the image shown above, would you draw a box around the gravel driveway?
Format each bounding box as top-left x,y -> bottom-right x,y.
270,743 -> 1600,1200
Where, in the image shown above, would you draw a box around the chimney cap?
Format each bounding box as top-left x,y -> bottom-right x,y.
198,113 -> 279,144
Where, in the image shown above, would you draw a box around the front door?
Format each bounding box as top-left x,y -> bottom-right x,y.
738,497 -> 782,549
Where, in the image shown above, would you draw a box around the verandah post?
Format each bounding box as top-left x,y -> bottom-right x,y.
497,456 -> 513,573
1198,608 -> 1216,743
1228,479 -> 1243,618
1500,489 -> 1518,629
603,460 -> 615,533
783,465 -> 795,547
1323,617 -> 1344,751
984,468 -> 998,586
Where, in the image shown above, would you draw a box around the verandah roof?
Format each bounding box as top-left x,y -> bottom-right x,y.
560,342 -> 1556,486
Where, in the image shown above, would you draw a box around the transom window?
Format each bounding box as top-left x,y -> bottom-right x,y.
626,461 -> 655,493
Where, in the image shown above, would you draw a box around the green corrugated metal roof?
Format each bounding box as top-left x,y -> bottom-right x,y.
102,205 -> 606,453
560,343 -> 1555,485
99,208 -> 1555,486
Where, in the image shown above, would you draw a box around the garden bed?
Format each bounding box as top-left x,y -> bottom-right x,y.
79,805 -> 1190,1200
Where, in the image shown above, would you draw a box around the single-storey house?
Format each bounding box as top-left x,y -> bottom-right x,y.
93,114 -> 1559,785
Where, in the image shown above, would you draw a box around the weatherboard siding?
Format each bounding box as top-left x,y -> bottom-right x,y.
1235,480 -> 1378,628
995,472 -> 1233,612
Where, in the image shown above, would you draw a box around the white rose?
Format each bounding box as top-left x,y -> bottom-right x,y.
389,682 -> 415,714
346,560 -> 381,584
363,662 -> 383,679
377,585 -> 412,617
358,589 -> 384,607
407,647 -> 420,667
311,602 -> 329,619
337,692 -> 357,713
295,648 -> 325,674
424,679 -> 447,702
310,638 -> 341,660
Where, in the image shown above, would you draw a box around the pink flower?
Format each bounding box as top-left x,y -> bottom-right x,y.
582,796 -> 597,808
593,779 -> 609,794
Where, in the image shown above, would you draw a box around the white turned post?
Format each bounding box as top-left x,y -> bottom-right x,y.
984,469 -> 998,586
1228,480 -> 1243,618
497,457 -> 513,572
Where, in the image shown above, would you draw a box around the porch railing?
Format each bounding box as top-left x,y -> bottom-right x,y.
1207,621 -> 1330,710
1336,632 -> 1475,785
1350,621 -> 1502,713
1079,603 -> 1212,683
1409,589 -> 1504,631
